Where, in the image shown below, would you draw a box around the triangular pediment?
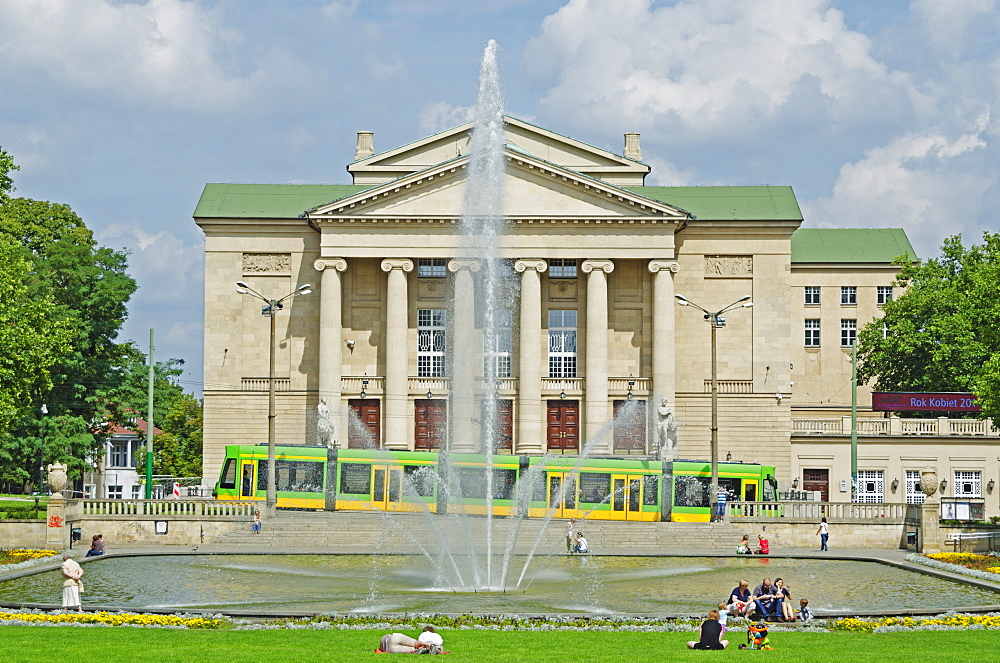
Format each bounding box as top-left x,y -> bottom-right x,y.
308,147 -> 688,222
348,116 -> 650,187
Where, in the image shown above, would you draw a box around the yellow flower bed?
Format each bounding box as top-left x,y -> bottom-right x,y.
926,552 -> 991,565
0,549 -> 59,564
0,611 -> 225,629
832,614 -> 1000,633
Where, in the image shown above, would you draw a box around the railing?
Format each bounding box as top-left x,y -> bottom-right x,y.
476,377 -> 519,393
241,378 -> 292,391
728,501 -> 908,521
542,378 -> 584,393
342,376 -> 384,394
792,416 -> 997,438
409,378 -> 450,394
609,377 -> 650,394
703,380 -> 753,394
77,499 -> 256,517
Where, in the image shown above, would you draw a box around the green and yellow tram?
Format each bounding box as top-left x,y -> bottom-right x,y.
214,445 -> 777,523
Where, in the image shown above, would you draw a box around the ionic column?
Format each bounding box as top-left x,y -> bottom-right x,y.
514,259 -> 547,454
314,258 -> 347,446
648,260 -> 680,451
448,258 -> 481,452
582,259 -> 614,454
381,258 -> 414,449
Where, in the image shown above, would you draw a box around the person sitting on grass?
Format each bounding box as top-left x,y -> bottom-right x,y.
686,609 -> 729,650
798,598 -> 813,624
377,625 -> 444,654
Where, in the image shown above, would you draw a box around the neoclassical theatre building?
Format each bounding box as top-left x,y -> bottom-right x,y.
195,117 -> 1000,512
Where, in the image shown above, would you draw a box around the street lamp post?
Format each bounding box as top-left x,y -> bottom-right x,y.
236,281 -> 312,516
675,294 -> 753,520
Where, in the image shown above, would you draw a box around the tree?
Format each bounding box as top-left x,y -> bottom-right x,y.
857,232 -> 1000,424
0,146 -> 139,488
151,394 -> 203,478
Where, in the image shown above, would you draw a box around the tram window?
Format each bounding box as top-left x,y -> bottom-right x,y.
675,475 -> 711,508
642,476 -> 659,506
219,459 -> 236,489
762,476 -> 778,501
531,472 -> 548,502
340,463 -> 372,495
404,465 -> 436,497
459,468 -> 486,499
579,473 -> 611,503
493,468 -> 517,500
258,460 -> 324,492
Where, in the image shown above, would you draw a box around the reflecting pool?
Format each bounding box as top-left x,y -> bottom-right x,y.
2,555 -> 998,614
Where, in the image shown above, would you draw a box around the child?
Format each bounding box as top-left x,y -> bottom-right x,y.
755,534 -> 769,555
798,598 -> 813,623
717,602 -> 730,635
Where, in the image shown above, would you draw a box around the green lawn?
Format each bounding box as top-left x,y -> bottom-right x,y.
0,627 -> 992,662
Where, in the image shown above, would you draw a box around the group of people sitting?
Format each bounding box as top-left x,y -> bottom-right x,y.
726,577 -> 812,623
736,534 -> 768,555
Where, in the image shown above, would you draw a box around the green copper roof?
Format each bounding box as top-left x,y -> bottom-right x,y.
791,228 -> 917,263
624,185 -> 802,220
193,183 -> 371,218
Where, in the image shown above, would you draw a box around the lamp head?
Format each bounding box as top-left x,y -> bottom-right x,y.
298,283 -> 312,291
738,295 -> 751,302
236,281 -> 250,289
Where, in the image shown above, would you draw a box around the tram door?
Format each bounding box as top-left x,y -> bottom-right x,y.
239,461 -> 257,500
547,473 -> 580,519
609,474 -> 645,521
371,465 -> 404,511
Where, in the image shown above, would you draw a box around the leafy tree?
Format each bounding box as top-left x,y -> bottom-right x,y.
857,232 -> 1000,424
0,146 -> 17,203
151,394 -> 203,478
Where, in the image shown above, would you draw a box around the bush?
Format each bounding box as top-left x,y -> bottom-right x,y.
0,504 -> 43,519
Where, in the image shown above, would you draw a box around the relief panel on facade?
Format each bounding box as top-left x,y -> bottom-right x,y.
417,278 -> 449,302
547,279 -> 578,302
704,255 -> 753,278
242,253 -> 291,275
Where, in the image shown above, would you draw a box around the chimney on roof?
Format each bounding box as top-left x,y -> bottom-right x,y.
623,132 -> 642,161
355,131 -> 374,161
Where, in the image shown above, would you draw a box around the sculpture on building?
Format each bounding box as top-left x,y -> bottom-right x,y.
317,398 -> 333,447
656,399 -> 678,460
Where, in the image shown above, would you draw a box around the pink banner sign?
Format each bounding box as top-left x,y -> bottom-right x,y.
872,392 -> 980,412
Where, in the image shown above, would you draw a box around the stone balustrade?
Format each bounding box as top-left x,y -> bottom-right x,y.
728,500 -> 908,522
76,499 -> 256,518
793,416 -> 997,437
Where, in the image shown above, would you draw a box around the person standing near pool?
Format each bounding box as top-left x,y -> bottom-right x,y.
566,518 -> 576,553
61,554 -> 83,612
816,517 -> 829,551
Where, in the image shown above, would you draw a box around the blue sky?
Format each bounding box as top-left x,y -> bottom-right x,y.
1,0 -> 997,396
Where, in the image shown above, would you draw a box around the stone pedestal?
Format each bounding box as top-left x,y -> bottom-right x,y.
45,495 -> 66,549
919,500 -> 942,553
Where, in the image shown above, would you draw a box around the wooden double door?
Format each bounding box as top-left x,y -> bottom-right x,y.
348,399 -> 381,449
415,399 -> 447,450
546,400 -> 579,453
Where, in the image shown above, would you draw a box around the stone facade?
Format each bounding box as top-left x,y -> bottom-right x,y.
193,116 -> 999,516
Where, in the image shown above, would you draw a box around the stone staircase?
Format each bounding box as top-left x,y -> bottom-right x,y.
204,511 -> 747,555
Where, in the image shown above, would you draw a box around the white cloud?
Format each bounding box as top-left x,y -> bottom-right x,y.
644,157 -> 696,186
419,101 -> 475,134
0,0 -> 294,111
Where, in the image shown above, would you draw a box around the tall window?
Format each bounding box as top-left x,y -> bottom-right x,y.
841,319 -> 856,347
954,471 -> 981,498
804,319 -> 820,347
841,286 -> 857,305
877,286 -> 893,305
484,309 -> 513,378
417,258 -> 447,278
548,259 -> 578,279
905,470 -> 926,504
417,309 -> 446,377
804,286 -> 820,305
109,441 -> 129,468
856,470 -> 884,503
548,310 -> 578,378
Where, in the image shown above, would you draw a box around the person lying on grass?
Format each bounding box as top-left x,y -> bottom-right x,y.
377,625 -> 444,654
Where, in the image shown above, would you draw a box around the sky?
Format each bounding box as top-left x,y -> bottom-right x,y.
1,0 -> 998,397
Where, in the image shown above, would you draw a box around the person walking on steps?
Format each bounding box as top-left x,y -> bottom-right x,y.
816,517 -> 829,551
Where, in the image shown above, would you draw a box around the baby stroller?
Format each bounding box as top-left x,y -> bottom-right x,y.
739,621 -> 773,650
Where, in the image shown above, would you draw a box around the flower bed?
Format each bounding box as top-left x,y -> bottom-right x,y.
830,613 -> 1000,633
0,549 -> 58,565
0,610 -> 226,629
926,552 -> 1000,573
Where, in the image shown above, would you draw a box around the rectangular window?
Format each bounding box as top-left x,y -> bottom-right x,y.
131,485 -> 141,499
107,485 -> 123,499
339,463 -> 372,495
841,286 -> 857,305
403,465 -> 436,497
643,475 -> 660,506
674,475 -> 711,508
905,470 -> 926,505
417,258 -> 447,278
579,473 -> 611,503
841,319 -> 857,347
417,309 -> 446,377
954,471 -> 981,498
856,470 -> 884,503
804,319 -> 820,347
547,310 -> 578,378
219,459 -> 236,490
484,309 -> 513,378
548,259 -> 578,279
804,286 -> 820,305
109,441 -> 129,467
877,286 -> 893,305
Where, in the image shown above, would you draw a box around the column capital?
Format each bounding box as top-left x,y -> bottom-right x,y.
514,258 -> 547,274
648,259 -> 679,274
581,259 -> 615,274
313,257 -> 347,272
447,258 -> 481,273
380,258 -> 414,273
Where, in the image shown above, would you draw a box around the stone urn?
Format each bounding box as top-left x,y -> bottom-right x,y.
919,467 -> 938,498
47,462 -> 68,498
